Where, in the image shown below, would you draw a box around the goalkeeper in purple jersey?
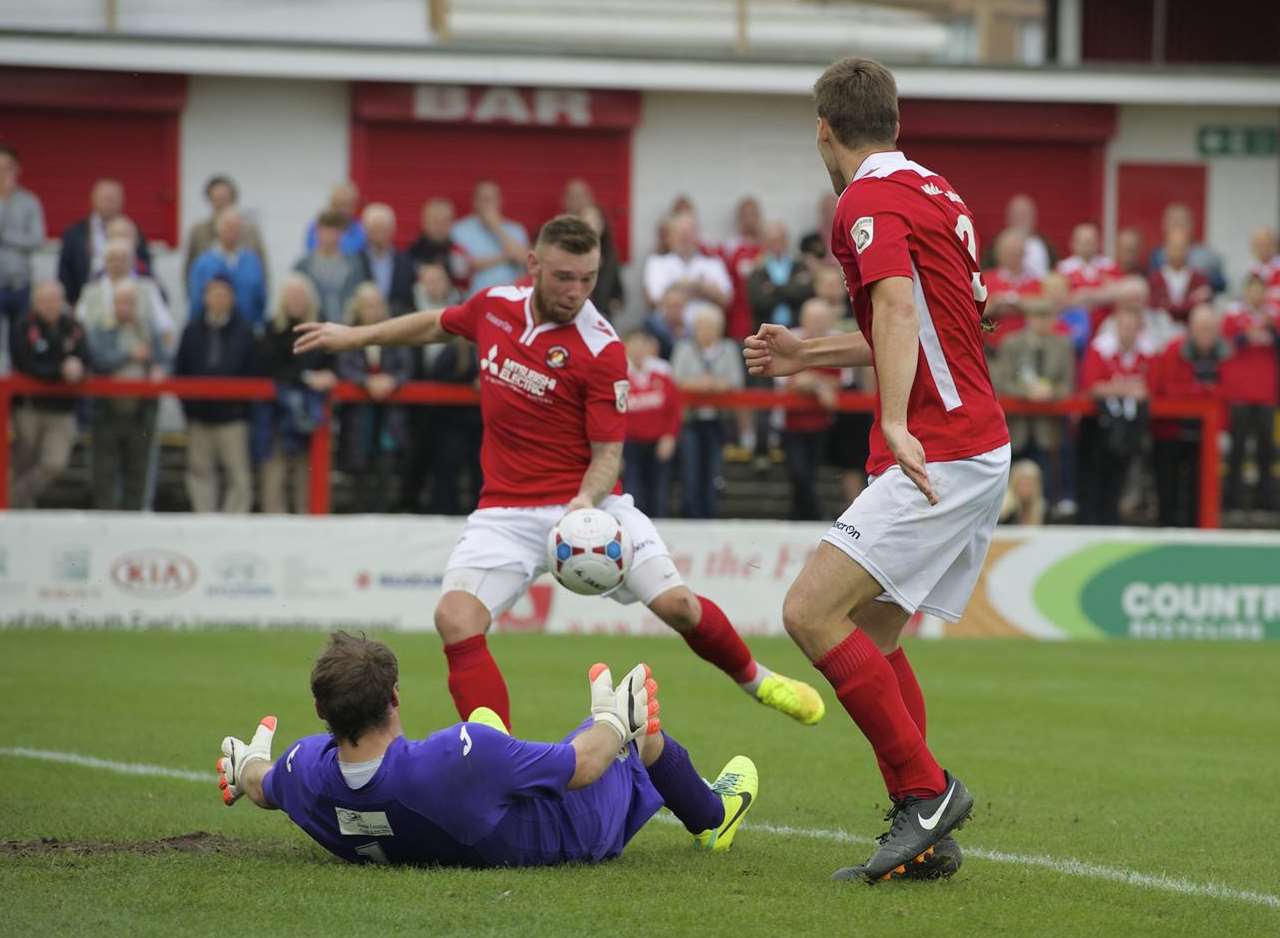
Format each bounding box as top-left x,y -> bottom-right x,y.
216,631 -> 758,866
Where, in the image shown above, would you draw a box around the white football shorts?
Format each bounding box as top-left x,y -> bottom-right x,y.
441,493 -> 683,617
821,443 -> 1011,622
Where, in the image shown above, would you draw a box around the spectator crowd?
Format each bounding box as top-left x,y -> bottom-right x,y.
2,140 -> 1278,527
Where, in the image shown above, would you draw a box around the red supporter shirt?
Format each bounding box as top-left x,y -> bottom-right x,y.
980,266 -> 1042,347
1079,338 -> 1153,391
1248,256 -> 1280,312
1221,303 -> 1280,405
721,238 -> 764,340
1057,254 -> 1124,335
440,286 -> 628,508
830,150 -> 1009,476
626,358 -> 682,443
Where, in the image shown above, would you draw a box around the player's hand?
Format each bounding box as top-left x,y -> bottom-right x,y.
217,715 -> 277,806
743,323 -> 805,377
882,423 -> 937,506
565,494 -> 595,513
588,663 -> 660,745
293,321 -> 361,356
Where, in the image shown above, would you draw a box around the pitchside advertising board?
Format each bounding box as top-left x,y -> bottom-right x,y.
0,513 -> 1277,641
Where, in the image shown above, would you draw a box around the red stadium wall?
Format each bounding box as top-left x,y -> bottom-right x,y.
898,99 -> 1116,256
350,84 -> 641,260
0,68 -> 186,246
1116,163 -> 1207,254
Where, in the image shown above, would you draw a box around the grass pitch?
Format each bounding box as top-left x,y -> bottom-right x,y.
2,629 -> 1278,937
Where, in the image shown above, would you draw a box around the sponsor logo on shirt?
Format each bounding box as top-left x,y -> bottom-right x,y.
613,379 -> 630,413
481,344 -> 558,398
545,345 -> 570,369
852,216 -> 874,254
484,312 -> 514,334
335,808 -> 394,837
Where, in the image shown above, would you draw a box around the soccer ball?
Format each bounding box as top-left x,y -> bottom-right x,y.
546,508 -> 633,596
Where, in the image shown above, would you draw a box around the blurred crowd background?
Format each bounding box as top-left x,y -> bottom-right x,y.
4,158 -> 1277,527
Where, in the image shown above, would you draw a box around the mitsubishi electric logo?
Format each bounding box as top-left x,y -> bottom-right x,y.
481,344 -> 558,398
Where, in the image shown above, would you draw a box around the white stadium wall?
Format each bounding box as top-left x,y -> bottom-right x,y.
180,75 -> 352,314
3,513 -> 1278,642
1104,104 -> 1280,281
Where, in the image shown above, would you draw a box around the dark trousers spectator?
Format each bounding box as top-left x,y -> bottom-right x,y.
624,440 -> 672,518
1076,417 -> 1127,525
1226,404 -> 1276,511
92,399 -> 157,510
1154,436 -> 1201,527
339,404 -> 402,513
679,419 -> 723,519
783,430 -> 825,520
398,408 -> 434,512
11,403 -> 77,508
427,411 -> 482,515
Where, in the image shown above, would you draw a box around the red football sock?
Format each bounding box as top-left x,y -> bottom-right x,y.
681,596 -> 758,684
815,630 -> 944,800
887,647 -> 926,737
443,635 -> 511,731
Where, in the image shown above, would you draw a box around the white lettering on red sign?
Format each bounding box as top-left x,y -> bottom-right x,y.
413,86 -> 592,127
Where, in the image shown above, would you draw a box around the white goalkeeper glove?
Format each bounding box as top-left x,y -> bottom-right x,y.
217,715 -> 277,806
589,662 -> 660,746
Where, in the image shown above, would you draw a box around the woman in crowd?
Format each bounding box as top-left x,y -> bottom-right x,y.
256,274 -> 336,514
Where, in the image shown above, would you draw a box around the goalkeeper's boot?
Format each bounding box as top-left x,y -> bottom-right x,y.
832,772 -> 972,884
694,755 -> 758,852
467,707 -> 510,735
755,672 -> 826,726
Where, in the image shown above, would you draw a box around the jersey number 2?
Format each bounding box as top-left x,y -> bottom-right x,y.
954,216 -> 989,303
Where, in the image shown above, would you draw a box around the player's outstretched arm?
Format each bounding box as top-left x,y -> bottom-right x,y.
217,715 -> 279,810
569,663 -> 660,789
292,307 -> 450,356
743,324 -> 871,377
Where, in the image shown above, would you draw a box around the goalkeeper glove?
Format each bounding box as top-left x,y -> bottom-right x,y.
589,662 -> 660,746
217,715 -> 277,806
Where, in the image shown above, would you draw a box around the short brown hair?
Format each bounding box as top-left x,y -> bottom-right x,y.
537,214 -> 600,255
813,57 -> 899,149
316,209 -> 348,230
310,631 -> 398,744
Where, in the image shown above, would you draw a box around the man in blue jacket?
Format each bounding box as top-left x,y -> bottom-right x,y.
188,208 -> 268,332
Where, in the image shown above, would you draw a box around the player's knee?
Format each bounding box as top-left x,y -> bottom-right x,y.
434,591 -> 489,645
781,589 -> 814,642
649,587 -> 700,634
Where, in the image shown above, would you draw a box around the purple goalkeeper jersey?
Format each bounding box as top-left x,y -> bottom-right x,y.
262,720 -> 663,867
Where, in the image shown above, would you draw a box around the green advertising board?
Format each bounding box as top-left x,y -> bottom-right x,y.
1197,125 -> 1278,158
1030,541 -> 1280,640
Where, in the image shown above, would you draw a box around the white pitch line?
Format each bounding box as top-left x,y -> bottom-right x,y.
0,746 -> 208,783
4,746 -> 1277,911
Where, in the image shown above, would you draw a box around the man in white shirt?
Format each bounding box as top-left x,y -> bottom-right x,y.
643,213 -> 732,322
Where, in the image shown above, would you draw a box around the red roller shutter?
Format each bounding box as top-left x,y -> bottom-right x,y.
351,84 -> 640,260
0,68 -> 186,246
899,100 -> 1116,260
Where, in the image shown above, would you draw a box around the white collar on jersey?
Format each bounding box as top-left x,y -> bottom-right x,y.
852,150 -> 934,182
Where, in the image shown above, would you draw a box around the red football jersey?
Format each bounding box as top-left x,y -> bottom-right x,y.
1057,254 -> 1124,335
980,267 -> 1042,347
831,150 -> 1009,476
720,237 -> 764,340
1221,303 -> 1280,405
626,358 -> 682,443
440,286 -> 628,508
1079,340 -> 1153,391
1248,255 -> 1280,311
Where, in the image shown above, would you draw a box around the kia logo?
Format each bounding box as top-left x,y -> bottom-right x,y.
111,550 -> 198,597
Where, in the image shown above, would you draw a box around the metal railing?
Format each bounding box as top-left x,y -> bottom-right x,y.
0,374 -> 1222,526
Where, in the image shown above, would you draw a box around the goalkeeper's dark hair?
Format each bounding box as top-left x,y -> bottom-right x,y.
310,631 -> 399,744
536,214 -> 599,255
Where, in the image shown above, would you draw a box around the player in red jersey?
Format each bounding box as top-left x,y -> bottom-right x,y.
295,215 -> 824,733
743,58 -> 1011,884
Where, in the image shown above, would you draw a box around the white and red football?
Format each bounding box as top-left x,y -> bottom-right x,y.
546,508 -> 633,596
